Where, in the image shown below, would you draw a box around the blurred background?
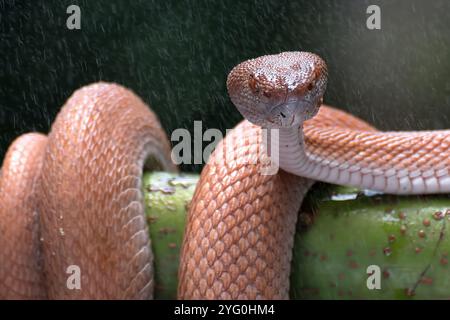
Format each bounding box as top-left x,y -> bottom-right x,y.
1,0 -> 449,172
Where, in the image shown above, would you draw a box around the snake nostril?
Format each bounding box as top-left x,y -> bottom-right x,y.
280,112 -> 286,118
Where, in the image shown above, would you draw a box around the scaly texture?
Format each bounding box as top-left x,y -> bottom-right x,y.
0,133 -> 47,299
227,52 -> 450,194
300,128 -> 449,193
38,83 -> 177,299
178,120 -> 312,299
1,83 -> 176,299
0,81 -> 374,300
1,51 -> 449,300
178,106 -> 377,299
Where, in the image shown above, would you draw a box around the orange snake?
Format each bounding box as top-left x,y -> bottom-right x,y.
1,52 -> 449,299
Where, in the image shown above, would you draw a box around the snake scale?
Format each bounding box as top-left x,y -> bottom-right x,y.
1,52 -> 449,299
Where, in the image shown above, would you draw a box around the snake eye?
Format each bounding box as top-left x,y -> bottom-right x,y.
248,75 -> 260,93
307,82 -> 314,91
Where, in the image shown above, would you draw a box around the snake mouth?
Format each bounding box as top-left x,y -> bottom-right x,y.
266,99 -> 313,128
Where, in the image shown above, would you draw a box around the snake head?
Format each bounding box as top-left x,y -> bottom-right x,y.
227,51 -> 327,128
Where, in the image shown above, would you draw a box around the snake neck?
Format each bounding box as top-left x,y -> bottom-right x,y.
274,126 -> 320,178
270,126 -> 450,195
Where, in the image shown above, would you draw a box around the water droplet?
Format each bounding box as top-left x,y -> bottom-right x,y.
405,288 -> 415,297
383,247 -> 392,256
420,276 -> 433,285
418,230 -> 426,238
400,225 -> 407,235
415,247 -> 422,254
331,193 -> 358,201
423,219 -> 431,227
382,215 -> 399,222
147,215 -> 158,224
433,211 -> 444,220
398,211 -> 406,220
388,234 -> 396,243
59,228 -> 65,236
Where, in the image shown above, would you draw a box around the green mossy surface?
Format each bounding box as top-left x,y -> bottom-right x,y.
291,185 -> 450,300
143,171 -> 198,299
143,172 -> 450,299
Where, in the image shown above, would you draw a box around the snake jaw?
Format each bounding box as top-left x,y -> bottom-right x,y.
261,99 -> 310,128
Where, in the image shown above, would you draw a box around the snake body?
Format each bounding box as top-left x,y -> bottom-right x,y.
1,52 -> 449,299
227,52 -> 450,195
1,84 -> 176,299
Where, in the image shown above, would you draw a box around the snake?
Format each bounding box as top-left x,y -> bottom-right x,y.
1,52 -> 449,299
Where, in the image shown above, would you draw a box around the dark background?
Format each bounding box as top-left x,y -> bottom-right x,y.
1,0 -> 450,172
